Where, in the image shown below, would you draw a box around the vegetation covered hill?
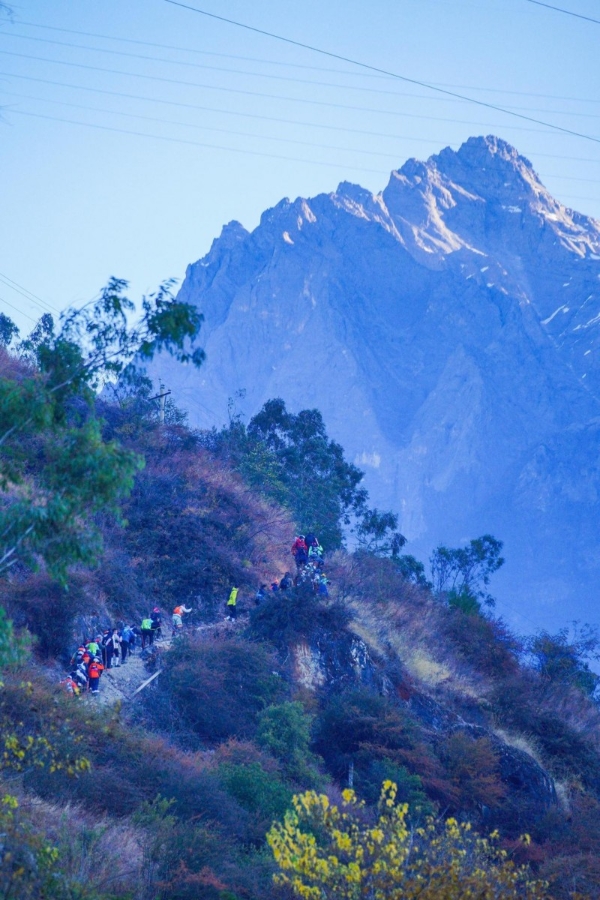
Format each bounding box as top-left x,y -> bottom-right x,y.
1,300 -> 600,899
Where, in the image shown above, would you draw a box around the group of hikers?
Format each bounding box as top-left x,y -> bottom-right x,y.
61,532 -> 330,694
225,532 -> 329,620
60,605 -> 192,696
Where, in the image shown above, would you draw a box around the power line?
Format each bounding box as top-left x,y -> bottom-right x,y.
8,108 -> 600,205
0,270 -> 60,314
8,107 -> 387,175
5,30 -> 600,123
0,49 -> 589,139
162,0 -> 600,146
11,19 -> 600,106
0,294 -> 37,323
10,18 -> 372,77
0,89 -> 412,161
6,90 -> 600,187
2,70 -> 600,168
524,0 -> 600,24
2,30 -> 436,99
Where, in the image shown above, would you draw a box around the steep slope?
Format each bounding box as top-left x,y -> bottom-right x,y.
151,136 -> 600,628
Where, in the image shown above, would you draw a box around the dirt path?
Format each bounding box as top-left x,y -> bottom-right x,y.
95,636 -> 171,706
91,619 -> 243,706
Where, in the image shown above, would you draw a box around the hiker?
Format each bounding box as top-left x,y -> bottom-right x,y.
110,629 -> 122,667
104,630 -> 115,668
291,535 -> 308,568
88,658 -> 104,694
150,607 -> 162,641
74,662 -> 88,690
279,571 -> 293,591
255,584 -> 267,606
128,625 -> 137,656
304,533 -> 318,552
141,615 -> 154,649
121,624 -> 134,663
60,675 -> 80,697
172,604 -> 192,632
270,581 -> 279,592
318,573 -> 330,597
71,645 -> 86,667
308,540 -> 324,569
86,637 -> 100,658
226,587 -> 238,620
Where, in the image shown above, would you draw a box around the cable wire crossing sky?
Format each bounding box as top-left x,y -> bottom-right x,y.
0,0 -> 599,332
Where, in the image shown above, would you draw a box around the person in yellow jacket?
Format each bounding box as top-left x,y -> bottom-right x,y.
226,587 -> 239,620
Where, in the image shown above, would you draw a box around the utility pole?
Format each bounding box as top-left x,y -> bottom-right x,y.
148,383 -> 172,424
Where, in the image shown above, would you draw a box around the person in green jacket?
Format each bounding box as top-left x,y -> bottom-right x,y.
226,587 -> 239,620
141,616 -> 154,649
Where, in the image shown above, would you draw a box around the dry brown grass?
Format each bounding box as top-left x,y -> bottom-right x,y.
328,552 -> 485,701
12,790 -> 146,898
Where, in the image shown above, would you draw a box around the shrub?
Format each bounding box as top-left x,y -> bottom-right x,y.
249,585 -> 352,648
357,759 -> 433,816
257,701 -> 321,783
217,762 -> 292,827
1,573 -> 89,661
443,609 -> 521,677
268,782 -> 551,899
439,731 -> 506,811
526,627 -> 600,698
141,635 -> 285,747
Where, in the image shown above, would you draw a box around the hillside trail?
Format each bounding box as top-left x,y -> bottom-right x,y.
94,620 -> 240,706
95,633 -> 172,707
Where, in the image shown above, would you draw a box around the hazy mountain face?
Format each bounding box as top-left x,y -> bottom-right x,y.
152,136 -> 600,630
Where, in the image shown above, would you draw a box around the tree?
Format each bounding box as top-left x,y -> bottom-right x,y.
395,553 -> 430,587
354,509 -> 406,559
0,277 -> 204,582
268,781 -> 550,899
207,398 -> 404,552
526,624 -> 600,698
248,399 -> 367,547
430,534 -> 504,611
0,312 -> 19,347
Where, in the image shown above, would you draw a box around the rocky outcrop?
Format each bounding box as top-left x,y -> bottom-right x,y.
150,135 -> 600,630
292,633 -> 374,693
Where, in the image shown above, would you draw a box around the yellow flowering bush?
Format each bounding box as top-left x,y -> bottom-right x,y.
267,781 -> 555,899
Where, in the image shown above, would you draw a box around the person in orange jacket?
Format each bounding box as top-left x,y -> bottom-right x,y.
88,659 -> 104,694
172,604 -> 192,631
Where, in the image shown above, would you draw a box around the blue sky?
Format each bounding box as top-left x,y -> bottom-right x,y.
1,0 -> 600,333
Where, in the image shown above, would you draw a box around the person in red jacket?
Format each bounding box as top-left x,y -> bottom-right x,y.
291,535 -> 308,569
88,659 -> 104,694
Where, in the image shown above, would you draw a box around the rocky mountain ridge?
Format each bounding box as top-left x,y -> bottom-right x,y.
151,135 -> 600,628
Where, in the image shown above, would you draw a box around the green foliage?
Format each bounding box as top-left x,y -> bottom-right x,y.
249,585 -> 352,648
447,587 -> 483,615
354,508 -> 406,558
218,761 -> 293,822
358,759 -> 433,816
257,702 -> 321,783
0,277 -> 204,583
2,574 -> 89,660
207,399 -> 404,553
430,534 -> 504,608
0,604 -> 28,668
0,312 -> 19,347
526,625 -> 600,698
142,636 -> 285,747
395,553 -> 431,587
